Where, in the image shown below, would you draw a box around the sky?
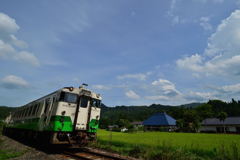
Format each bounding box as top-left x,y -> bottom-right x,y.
0,0 -> 240,107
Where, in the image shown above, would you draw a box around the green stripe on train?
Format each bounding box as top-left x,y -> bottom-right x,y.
6,115 -> 73,132
6,116 -> 99,133
88,119 -> 99,133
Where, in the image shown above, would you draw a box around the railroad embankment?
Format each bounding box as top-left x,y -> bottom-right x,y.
0,135 -> 64,160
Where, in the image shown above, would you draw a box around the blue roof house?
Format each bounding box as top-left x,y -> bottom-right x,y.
143,112 -> 176,131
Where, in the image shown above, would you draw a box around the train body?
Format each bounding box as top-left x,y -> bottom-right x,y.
3,86 -> 102,145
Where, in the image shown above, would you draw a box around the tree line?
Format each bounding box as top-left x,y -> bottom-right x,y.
0,99 -> 240,132
100,99 -> 240,132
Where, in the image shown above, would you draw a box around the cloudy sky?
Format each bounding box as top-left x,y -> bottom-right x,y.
1,0 -> 240,107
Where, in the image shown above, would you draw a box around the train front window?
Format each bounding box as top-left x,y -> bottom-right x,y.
59,92 -> 78,104
91,99 -> 101,107
80,96 -> 89,108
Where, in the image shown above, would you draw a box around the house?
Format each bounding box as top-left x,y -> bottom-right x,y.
143,112 -> 176,131
200,117 -> 240,133
131,121 -> 143,128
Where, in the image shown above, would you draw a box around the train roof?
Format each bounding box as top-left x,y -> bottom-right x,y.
14,87 -> 102,110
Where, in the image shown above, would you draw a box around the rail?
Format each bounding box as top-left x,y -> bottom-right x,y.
62,147 -> 138,160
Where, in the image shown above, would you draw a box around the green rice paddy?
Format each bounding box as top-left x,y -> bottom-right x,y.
94,130 -> 240,160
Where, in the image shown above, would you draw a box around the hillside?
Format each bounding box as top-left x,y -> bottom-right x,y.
0,103 -> 201,121
99,103 -> 203,128
0,106 -> 17,120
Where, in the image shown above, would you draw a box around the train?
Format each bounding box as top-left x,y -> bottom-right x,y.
2,85 -> 102,145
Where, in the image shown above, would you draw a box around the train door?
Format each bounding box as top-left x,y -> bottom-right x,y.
75,96 -> 90,130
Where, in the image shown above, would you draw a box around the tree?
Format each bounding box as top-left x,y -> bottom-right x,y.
217,112 -> 228,133
192,120 -> 201,133
176,119 -> 184,131
182,110 -> 200,132
196,104 -> 213,120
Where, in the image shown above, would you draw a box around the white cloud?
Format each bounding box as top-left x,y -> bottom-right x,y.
1,75 -> 29,89
0,13 -> 19,35
177,10 -> 240,77
92,84 -> 111,90
0,40 -> 15,58
0,12 -> 39,66
220,83 -> 240,93
10,35 -> 28,48
117,73 -> 149,81
152,79 -> 181,96
184,91 -> 214,102
199,16 -> 212,30
184,83 -> 240,102
14,51 -> 40,66
125,90 -> 140,99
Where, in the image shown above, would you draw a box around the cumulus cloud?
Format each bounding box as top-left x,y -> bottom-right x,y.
0,12 -> 39,66
152,79 -> 181,96
1,75 -> 29,89
177,10 -> 240,77
125,90 -> 140,99
0,13 -> 19,36
117,73 -> 150,81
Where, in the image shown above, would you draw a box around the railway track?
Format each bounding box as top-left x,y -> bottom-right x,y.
62,147 -> 138,160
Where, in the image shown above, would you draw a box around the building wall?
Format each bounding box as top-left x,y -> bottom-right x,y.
200,125 -> 239,133
200,126 -> 217,132
144,125 -> 176,132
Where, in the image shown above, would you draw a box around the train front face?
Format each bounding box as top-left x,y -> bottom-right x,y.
52,87 -> 102,145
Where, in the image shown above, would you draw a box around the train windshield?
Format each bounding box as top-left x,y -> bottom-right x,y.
91,99 -> 101,108
59,92 -> 78,104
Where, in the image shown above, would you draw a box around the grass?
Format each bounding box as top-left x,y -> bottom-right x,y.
91,130 -> 240,160
0,132 -> 27,160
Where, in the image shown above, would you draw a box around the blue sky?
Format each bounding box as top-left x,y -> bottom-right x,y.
0,0 -> 240,107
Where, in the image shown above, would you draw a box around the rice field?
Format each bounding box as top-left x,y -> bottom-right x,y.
94,130 -> 240,160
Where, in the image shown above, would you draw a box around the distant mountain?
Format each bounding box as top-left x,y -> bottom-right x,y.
180,102 -> 203,108
99,102 -> 204,128
0,102 -> 203,121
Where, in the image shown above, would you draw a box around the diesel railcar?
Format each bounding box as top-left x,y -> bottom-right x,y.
3,86 -> 102,145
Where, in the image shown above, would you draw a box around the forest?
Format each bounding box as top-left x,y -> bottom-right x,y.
1,99 -> 240,132
100,99 -> 240,132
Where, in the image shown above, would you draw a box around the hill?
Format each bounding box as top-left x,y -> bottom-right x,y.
0,102 -> 201,121
0,106 -> 17,120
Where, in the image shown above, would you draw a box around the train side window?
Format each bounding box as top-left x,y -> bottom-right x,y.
32,104 -> 37,116
28,106 -> 33,116
80,96 -> 89,108
26,107 -> 29,117
18,110 -> 21,118
35,103 -> 40,116
44,98 -> 51,114
20,110 -> 23,118
21,110 -> 24,118
24,108 -> 28,117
